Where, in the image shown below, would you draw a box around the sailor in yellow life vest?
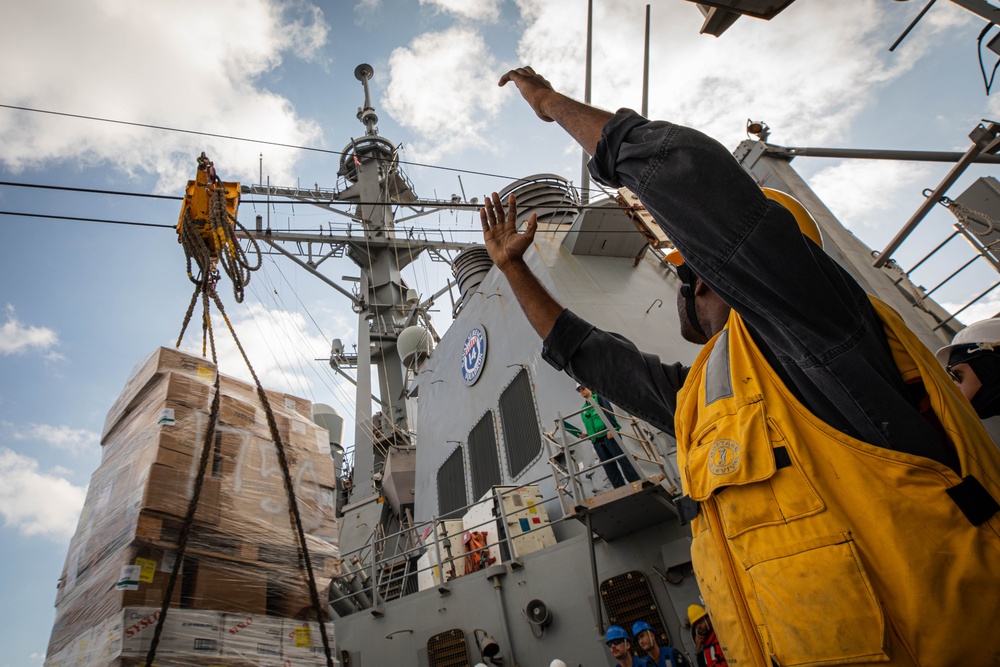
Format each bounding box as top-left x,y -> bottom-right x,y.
483,66 -> 1000,666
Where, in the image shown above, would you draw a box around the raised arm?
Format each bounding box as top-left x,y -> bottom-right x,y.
498,67 -> 611,157
480,192 -> 562,339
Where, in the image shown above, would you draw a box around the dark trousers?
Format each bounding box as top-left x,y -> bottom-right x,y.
593,435 -> 641,488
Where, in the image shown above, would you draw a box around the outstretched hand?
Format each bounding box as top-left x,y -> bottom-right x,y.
498,67 -> 557,122
480,192 -> 538,272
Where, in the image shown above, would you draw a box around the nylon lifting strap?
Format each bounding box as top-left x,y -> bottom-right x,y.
145,155 -> 335,667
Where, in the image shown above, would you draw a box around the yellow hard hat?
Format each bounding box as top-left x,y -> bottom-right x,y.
664,188 -> 822,266
687,604 -> 708,625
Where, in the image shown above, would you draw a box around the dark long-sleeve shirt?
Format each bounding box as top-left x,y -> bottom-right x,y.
543,110 -> 958,470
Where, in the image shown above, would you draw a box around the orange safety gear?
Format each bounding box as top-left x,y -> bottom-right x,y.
463,531 -> 495,574
674,297 -> 1000,666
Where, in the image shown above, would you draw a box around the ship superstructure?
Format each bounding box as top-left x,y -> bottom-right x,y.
232,50 -> 1000,664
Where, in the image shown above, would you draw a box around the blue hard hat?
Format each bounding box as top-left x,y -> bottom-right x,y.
632,621 -> 654,637
605,625 -> 629,644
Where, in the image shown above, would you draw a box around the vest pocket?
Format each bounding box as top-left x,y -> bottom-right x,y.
686,396 -> 823,537
744,533 -> 889,666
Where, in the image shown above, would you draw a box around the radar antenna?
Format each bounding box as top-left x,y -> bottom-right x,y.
354,63 -> 378,135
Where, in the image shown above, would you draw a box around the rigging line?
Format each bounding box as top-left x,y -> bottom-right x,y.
0,102 -> 543,182
251,258 -> 349,410
0,103 -> 341,155
0,210 -> 174,228
241,275 -> 313,401
250,258 -> 373,434
0,209 -> 676,244
1,178 -> 616,209
0,180 -> 181,200
242,276 -> 368,440
256,258 -> 329,402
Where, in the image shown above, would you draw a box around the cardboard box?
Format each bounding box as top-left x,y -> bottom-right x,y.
219,374 -> 266,407
104,398 -> 213,466
220,613 -> 284,660
115,545 -> 184,609
190,558 -> 267,615
218,375 -> 310,421
153,431 -> 197,472
48,544 -> 184,660
216,431 -> 337,540
90,612 -> 124,663
303,534 -> 341,578
282,619 -> 334,665
119,607 -> 222,657
104,353 -> 215,439
277,415 -> 331,457
268,570 -> 318,620
280,393 -> 312,419
142,463 -> 221,526
219,394 -> 262,431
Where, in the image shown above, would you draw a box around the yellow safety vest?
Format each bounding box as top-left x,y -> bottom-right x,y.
675,297 -> 1000,667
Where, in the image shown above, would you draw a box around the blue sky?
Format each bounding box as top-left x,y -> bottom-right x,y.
1,0 -> 999,663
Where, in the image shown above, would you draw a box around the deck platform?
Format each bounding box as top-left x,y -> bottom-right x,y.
570,475 -> 679,541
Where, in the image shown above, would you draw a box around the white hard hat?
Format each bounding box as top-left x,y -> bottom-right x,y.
936,317 -> 1000,366
550,661 -> 568,667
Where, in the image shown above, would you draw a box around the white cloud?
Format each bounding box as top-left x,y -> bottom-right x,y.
420,0 -> 500,22
179,301 -> 353,402
941,295 -> 1000,327
511,0 -> 977,150
383,26 -> 505,160
0,305 -> 59,356
8,422 -> 99,455
0,0 -> 328,191
0,448 -> 86,541
809,159 -> 933,233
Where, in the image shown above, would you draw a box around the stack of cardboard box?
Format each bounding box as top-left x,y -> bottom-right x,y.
45,348 -> 340,666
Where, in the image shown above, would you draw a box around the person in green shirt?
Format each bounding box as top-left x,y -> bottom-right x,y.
576,385 -> 641,488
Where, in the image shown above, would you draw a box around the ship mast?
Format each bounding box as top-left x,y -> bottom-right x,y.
338,62 -> 413,491
239,65 -> 478,511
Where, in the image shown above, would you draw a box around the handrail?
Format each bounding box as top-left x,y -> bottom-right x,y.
328,499 -> 582,612
331,402 -> 680,615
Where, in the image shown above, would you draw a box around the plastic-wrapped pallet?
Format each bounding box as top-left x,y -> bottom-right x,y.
46,347 -> 340,666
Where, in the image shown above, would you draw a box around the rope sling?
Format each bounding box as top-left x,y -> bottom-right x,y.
142,154 -> 334,667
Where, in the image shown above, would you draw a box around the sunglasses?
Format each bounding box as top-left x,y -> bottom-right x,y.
607,638 -> 625,647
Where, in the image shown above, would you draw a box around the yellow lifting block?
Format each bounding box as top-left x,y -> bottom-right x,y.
177,154 -> 240,259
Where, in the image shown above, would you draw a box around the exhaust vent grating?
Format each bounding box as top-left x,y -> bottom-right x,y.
427,628 -> 471,667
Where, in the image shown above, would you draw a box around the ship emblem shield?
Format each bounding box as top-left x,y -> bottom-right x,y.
708,439 -> 741,475
461,326 -> 487,386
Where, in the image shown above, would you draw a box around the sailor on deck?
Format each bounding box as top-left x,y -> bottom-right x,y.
938,317 -> 1000,446
576,385 -> 641,488
481,66 -> 1000,666
632,620 -> 689,667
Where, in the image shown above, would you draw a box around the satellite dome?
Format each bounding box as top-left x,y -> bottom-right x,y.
397,325 -> 434,369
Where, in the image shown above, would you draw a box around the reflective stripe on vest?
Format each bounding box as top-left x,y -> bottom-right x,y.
705,329 -> 733,405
